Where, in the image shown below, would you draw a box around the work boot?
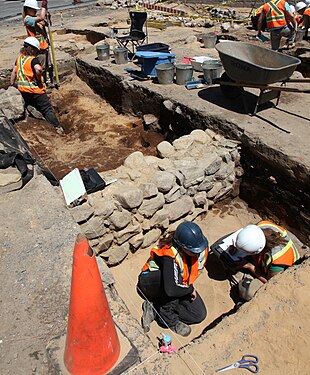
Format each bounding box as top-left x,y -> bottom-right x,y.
141,301 -> 155,333
170,321 -> 191,337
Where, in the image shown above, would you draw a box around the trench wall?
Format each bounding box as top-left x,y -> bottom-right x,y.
76,57 -> 310,245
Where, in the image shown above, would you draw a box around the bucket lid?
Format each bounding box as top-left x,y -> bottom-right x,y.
135,51 -> 175,59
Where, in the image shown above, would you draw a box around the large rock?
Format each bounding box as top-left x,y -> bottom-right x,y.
129,232 -> 144,250
113,186 -> 143,209
150,207 -> 169,227
166,195 -> 194,222
193,191 -> 207,206
138,193 -> 165,218
179,166 -> 205,188
139,183 -> 158,199
206,182 -> 223,199
80,215 -> 107,239
198,176 -> 214,191
91,199 -> 115,219
0,87 -> 24,120
203,155 -> 222,175
95,233 -> 114,254
172,135 -> 193,151
108,209 -> 132,229
69,203 -> 94,223
153,171 -> 176,193
157,141 -> 174,158
114,223 -> 141,245
215,162 -> 235,180
123,151 -> 148,170
190,129 -> 211,144
105,242 -> 129,266
142,228 -> 162,248
165,185 -> 182,203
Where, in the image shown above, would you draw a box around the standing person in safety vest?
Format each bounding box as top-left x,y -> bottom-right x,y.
296,1 -> 310,40
137,222 -> 209,337
10,37 -> 62,133
211,221 -> 301,301
257,0 -> 297,50
23,0 -> 50,82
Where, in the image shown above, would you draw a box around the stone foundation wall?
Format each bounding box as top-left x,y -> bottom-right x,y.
69,129 -> 242,266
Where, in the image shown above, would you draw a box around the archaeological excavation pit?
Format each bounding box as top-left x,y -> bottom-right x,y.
11,59 -> 310,350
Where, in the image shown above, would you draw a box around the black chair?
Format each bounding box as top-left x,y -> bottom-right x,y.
115,11 -> 148,53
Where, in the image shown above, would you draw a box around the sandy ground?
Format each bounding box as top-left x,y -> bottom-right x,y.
0,4 -> 310,375
111,198 -> 262,348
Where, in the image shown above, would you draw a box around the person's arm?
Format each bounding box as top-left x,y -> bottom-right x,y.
10,66 -> 17,86
286,10 -> 297,31
160,256 -> 194,298
257,11 -> 265,36
36,0 -> 48,22
33,62 -> 44,88
242,262 -> 268,283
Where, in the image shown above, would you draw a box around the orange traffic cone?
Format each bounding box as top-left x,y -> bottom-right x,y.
64,234 -> 120,374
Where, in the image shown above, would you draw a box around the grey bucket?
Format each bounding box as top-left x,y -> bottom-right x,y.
295,29 -> 306,42
202,33 -> 217,49
96,44 -> 110,61
156,63 -> 175,84
202,60 -> 222,84
175,64 -> 193,85
114,47 -> 128,64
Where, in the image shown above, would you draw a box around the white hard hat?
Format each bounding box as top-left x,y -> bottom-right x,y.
296,1 -> 307,11
24,36 -> 40,50
235,225 -> 266,254
24,0 -> 40,10
290,5 -> 296,13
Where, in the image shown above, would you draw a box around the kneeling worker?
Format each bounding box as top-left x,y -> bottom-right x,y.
137,222 -> 209,337
211,221 -> 301,301
10,37 -> 62,133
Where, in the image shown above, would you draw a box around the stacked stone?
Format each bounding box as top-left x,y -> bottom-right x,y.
69,129 -> 242,266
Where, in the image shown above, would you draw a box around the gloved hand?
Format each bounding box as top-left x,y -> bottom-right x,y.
42,0 -> 48,9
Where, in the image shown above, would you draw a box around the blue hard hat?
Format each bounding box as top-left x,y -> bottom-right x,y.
173,222 -> 209,254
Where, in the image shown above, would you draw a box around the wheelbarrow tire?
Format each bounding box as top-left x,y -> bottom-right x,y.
220,72 -> 243,99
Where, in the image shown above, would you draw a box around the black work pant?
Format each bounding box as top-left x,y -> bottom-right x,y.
21,92 -> 59,128
137,271 -> 207,328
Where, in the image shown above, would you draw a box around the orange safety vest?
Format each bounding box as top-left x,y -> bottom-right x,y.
264,0 -> 288,29
257,220 -> 300,272
142,245 -> 208,286
16,55 -> 46,94
252,4 -> 264,17
24,15 -> 49,51
304,7 -> 310,17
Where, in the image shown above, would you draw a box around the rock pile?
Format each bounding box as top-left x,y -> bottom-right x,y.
69,129 -> 243,266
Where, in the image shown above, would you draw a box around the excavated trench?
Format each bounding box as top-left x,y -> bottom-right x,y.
13,61 -> 309,349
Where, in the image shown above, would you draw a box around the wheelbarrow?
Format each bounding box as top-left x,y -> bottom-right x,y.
214,41 -> 310,115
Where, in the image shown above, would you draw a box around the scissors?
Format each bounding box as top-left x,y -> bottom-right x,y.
216,355 -> 259,373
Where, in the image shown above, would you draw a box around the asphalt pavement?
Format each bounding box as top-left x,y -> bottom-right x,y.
0,0 -> 97,20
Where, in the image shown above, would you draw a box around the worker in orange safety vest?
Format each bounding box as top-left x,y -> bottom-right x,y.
10,37 -> 62,133
257,0 -> 297,50
23,0 -> 50,82
137,221 -> 209,337
211,220 -> 302,301
296,1 -> 310,40
251,4 -> 267,31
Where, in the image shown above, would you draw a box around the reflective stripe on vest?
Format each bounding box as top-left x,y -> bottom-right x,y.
142,245 -> 208,285
265,0 -> 287,29
24,16 -> 49,50
16,55 -> 45,94
257,220 -> 300,271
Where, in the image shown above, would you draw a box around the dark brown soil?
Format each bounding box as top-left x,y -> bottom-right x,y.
16,75 -> 164,180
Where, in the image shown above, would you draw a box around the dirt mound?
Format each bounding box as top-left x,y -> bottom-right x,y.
16,75 -> 164,180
